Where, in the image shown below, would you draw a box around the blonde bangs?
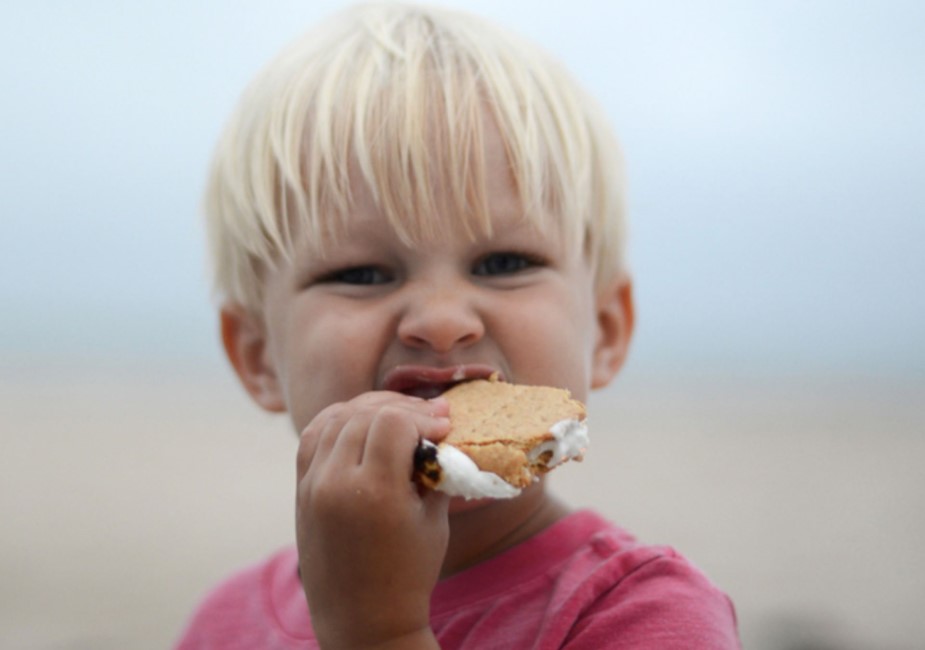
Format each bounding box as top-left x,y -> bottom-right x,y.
205,4 -> 626,311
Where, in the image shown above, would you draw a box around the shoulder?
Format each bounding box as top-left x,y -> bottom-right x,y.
554,514 -> 740,648
173,547 -> 302,649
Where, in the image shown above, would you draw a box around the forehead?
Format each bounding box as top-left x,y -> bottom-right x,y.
291,111 -> 575,259
297,171 -> 545,262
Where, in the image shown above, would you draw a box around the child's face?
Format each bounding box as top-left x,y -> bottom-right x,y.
228,122 -> 632,440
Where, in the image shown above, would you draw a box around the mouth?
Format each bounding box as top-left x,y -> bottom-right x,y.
382,364 -> 502,399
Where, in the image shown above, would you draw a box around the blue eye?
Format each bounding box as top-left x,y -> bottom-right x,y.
323,266 -> 392,285
473,252 -> 539,276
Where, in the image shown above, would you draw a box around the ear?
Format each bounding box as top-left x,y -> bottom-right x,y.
220,304 -> 286,412
590,275 -> 635,389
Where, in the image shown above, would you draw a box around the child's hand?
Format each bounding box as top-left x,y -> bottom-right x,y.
295,392 -> 451,649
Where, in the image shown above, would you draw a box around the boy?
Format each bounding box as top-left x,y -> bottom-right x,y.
177,4 -> 739,648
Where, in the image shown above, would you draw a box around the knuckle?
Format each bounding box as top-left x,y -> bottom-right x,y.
305,477 -> 362,521
295,444 -> 314,477
373,404 -> 411,429
296,422 -> 322,458
373,407 -> 423,447
316,401 -> 347,423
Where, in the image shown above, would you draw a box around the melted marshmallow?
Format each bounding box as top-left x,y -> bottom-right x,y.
527,419 -> 590,468
425,418 -> 589,500
428,442 -> 521,500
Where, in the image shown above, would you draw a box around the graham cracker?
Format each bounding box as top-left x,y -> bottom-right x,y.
441,377 -> 586,488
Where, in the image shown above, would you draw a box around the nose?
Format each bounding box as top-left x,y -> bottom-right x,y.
397,281 -> 485,353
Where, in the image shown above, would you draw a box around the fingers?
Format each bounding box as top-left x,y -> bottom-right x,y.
421,486 -> 450,521
296,392 -> 413,477
296,392 -> 451,485
360,404 -> 450,481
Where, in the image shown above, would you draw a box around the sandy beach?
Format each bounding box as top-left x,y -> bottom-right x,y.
2,363 -> 923,649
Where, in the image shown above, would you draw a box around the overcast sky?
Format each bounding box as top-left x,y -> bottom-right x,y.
2,0 -> 922,379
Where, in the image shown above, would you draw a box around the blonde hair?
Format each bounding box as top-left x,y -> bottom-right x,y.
205,3 -> 627,311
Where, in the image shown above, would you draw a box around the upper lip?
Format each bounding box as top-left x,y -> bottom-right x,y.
381,364 -> 502,395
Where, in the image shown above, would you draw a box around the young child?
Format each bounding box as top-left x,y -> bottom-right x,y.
177,4 -> 739,648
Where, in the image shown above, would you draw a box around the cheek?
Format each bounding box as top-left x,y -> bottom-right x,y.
497,296 -> 595,398
283,307 -> 387,428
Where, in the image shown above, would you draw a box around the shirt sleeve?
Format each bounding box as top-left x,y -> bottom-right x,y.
562,552 -> 741,649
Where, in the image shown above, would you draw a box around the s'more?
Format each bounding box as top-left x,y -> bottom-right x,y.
414,376 -> 589,499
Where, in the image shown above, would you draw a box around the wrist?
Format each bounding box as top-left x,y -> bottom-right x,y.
319,626 -> 441,650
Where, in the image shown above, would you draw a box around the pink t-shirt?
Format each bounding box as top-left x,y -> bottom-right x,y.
175,510 -> 739,648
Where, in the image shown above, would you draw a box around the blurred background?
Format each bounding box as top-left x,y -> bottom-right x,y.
2,1 -> 922,648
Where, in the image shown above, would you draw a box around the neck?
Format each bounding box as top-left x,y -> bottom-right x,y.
439,483 -> 569,578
